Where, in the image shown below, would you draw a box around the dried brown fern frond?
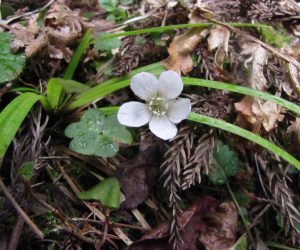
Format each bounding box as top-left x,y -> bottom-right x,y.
160,126 -> 194,250
256,155 -> 300,244
187,92 -> 234,120
182,133 -> 215,190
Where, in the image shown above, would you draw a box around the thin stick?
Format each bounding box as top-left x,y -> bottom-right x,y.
0,178 -> 44,239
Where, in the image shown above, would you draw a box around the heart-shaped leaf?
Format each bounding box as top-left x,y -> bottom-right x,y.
103,114 -> 132,144
77,177 -> 121,208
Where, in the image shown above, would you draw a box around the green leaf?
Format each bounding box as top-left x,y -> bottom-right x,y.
65,109 -> 131,158
49,78 -> 90,94
17,162 -> 34,181
67,62 -> 165,110
64,29 -> 93,80
103,114 -> 132,144
0,93 -> 41,161
81,109 -> 105,133
231,234 -> 247,250
65,122 -> 90,138
259,26 -> 291,48
94,32 -> 121,51
46,78 -> 64,110
208,141 -> 241,185
77,177 -> 121,208
0,32 -> 26,84
94,135 -> 119,157
99,0 -> 118,12
69,131 -> 100,155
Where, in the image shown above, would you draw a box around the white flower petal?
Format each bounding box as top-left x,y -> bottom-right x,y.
130,72 -> 159,101
117,102 -> 151,127
158,70 -> 183,99
167,98 -> 191,123
149,115 -> 177,140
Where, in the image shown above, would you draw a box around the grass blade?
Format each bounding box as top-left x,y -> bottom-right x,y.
0,93 -> 41,161
188,112 -> 300,171
64,29 -> 93,80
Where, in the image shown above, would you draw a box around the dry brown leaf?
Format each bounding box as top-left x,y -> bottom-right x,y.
207,25 -> 230,68
129,197 -> 238,250
116,143 -> 161,209
162,28 -> 207,74
252,99 -> 285,132
199,202 -> 238,250
207,25 -> 230,53
10,14 -> 47,57
235,39 -> 284,132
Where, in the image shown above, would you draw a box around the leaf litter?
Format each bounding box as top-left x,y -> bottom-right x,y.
1,0 -> 300,250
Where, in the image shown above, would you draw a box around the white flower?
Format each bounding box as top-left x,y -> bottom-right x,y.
117,70 -> 191,140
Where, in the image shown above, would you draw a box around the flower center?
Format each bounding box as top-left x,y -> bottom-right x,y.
148,97 -> 168,116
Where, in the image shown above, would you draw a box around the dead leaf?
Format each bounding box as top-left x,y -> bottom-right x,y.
207,25 -> 230,68
129,197 -> 237,250
162,28 -> 207,74
207,25 -> 230,53
235,39 -> 284,132
252,99 -> 285,132
116,143 -> 162,209
200,202 -> 238,250
10,14 -> 48,57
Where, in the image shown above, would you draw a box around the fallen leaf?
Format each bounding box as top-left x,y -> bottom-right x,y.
207,25 -> 230,68
200,202 -> 238,250
235,39 -> 284,132
162,28 -> 207,74
116,142 -> 162,209
129,197 -> 238,250
252,99 -> 285,132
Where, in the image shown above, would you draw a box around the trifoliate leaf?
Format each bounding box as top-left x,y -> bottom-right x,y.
77,177 -> 121,208
94,135 -> 119,157
69,131 -> 99,155
0,32 -> 26,84
94,32 -> 121,51
17,162 -> 34,181
208,141 -> 241,185
103,114 -> 132,144
81,108 -> 105,133
65,109 -> 131,158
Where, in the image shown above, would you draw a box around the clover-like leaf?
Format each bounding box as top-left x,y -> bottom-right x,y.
94,135 -> 119,157
77,177 -> 121,208
103,114 -> 133,144
69,131 -> 99,155
81,109 -> 105,133
65,109 -> 132,158
208,141 -> 241,185
0,32 -> 26,84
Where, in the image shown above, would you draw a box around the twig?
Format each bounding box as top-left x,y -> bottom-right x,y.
8,216 -> 24,250
0,178 -> 44,239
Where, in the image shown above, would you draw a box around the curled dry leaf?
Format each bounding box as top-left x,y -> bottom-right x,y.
129,197 -> 238,250
287,118 -> 300,148
207,25 -> 230,67
10,2 -> 86,61
162,28 -> 207,74
10,14 -> 48,57
235,40 -> 285,132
